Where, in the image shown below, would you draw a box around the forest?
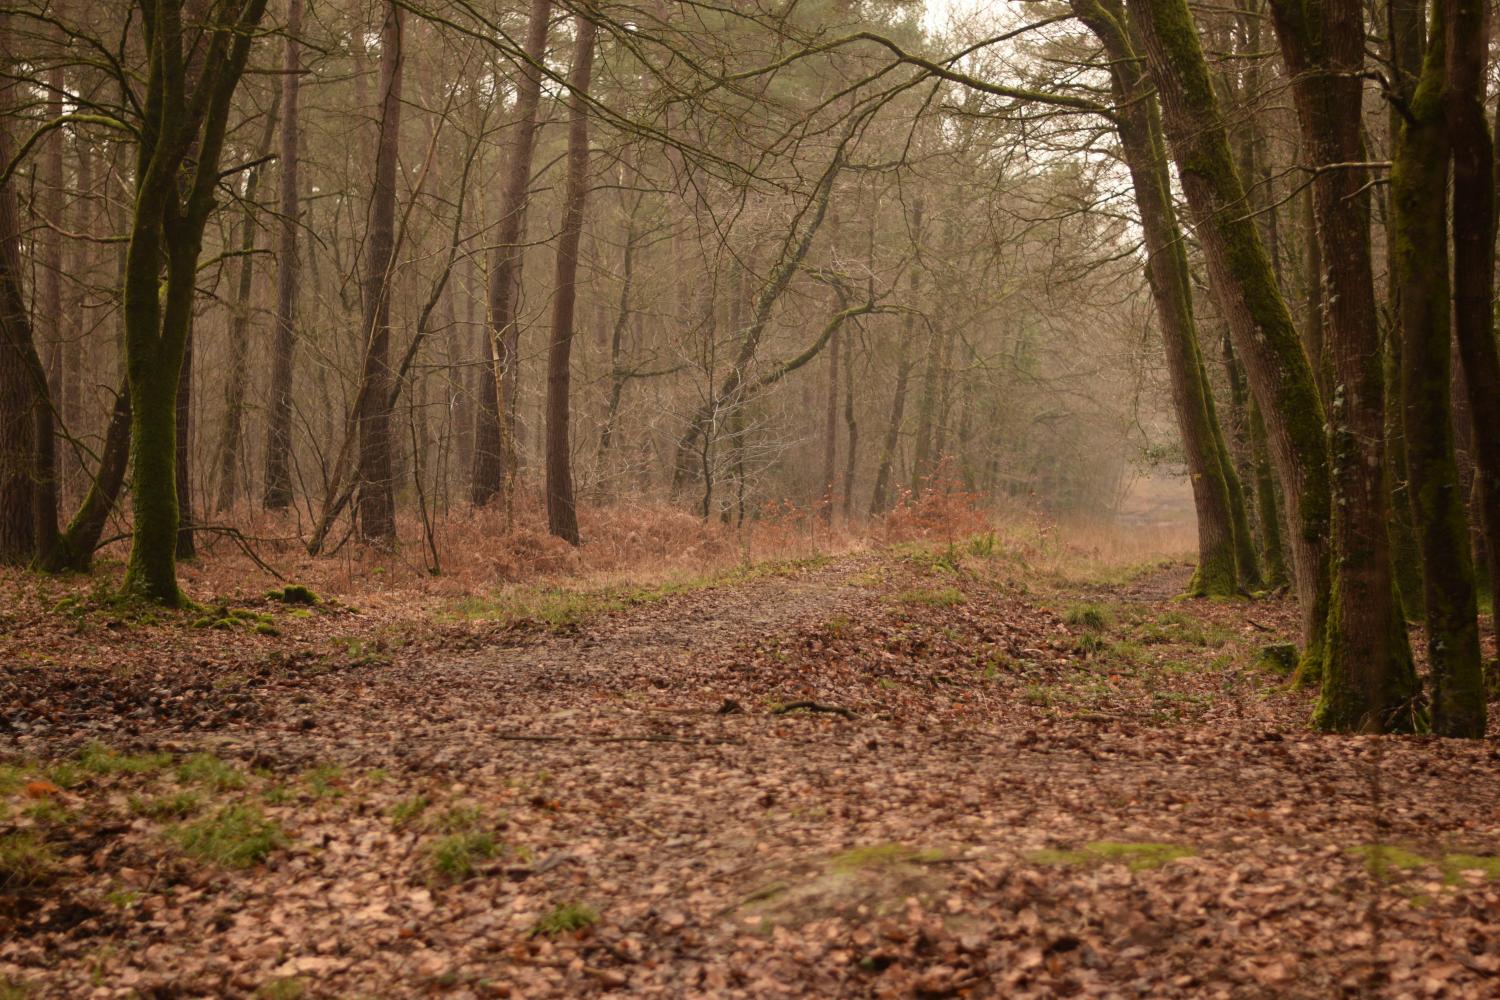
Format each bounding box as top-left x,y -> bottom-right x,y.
1,0 -> 1499,995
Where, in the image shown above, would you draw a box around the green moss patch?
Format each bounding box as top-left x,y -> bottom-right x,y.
266,585 -> 319,605
1027,840 -> 1192,872
1353,844 -> 1500,883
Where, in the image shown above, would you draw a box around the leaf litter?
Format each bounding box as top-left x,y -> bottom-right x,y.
2,543 -> 1499,997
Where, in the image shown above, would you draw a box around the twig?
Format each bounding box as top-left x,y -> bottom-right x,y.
491,732 -> 742,745
771,700 -> 856,719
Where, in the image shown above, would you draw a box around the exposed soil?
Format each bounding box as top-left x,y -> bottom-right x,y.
3,543 -> 1499,998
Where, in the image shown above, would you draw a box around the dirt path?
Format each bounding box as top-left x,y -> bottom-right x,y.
4,546 -> 1500,998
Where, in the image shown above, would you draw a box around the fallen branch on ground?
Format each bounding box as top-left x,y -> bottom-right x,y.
771,700 -> 856,719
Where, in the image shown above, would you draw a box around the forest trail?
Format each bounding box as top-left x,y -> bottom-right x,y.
4,543 -> 1500,997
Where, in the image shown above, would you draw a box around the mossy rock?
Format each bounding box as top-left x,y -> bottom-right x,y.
267,585 -> 319,606
1254,643 -> 1299,676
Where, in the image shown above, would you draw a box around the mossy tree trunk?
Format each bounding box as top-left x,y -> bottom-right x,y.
120,0 -> 270,605
543,14 -> 596,546
1074,0 -> 1250,597
1444,0 -> 1500,676
1268,0 -> 1421,731
1249,401 -> 1289,588
1390,0 -> 1488,734
0,17 -> 58,567
1128,0 -> 1332,663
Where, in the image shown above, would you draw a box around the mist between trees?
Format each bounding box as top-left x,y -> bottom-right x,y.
0,0 -> 1496,734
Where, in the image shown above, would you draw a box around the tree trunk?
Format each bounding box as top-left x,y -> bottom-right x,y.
356,0 -> 403,546
1129,0 -> 1333,667
1445,0 -> 1500,677
264,0 -> 302,511
841,319 -> 858,522
910,315 -> 943,494
544,15 -> 596,546
1074,0 -> 1249,596
822,323 -> 840,521
175,330 -> 195,558
1391,0 -> 1487,734
473,0 -> 552,512
1249,400 -> 1289,587
0,90 -> 43,564
1269,0 -> 1420,731
870,203 -> 922,515
42,66 -> 66,499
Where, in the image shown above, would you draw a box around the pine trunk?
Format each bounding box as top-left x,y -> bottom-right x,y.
544,15 -> 596,546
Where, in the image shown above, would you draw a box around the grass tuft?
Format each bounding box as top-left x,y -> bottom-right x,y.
0,831 -> 57,887
172,805 -> 285,868
894,586 -> 966,607
177,753 -> 247,792
532,901 -> 598,936
429,831 -> 498,882
389,795 -> 429,827
1063,603 -> 1112,632
130,791 -> 204,820
77,742 -> 171,776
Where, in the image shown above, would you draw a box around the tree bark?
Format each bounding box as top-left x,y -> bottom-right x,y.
0,54 -> 47,564
472,0 -> 552,512
544,14 -> 597,546
1444,0 -> 1500,678
355,0 -> 403,546
216,101 -> 279,512
1268,0 -> 1420,731
1391,0 -> 1488,734
1074,0 -> 1250,596
1129,0 -> 1333,666
264,0 -> 302,511
118,1 -> 267,602
870,203 -> 922,515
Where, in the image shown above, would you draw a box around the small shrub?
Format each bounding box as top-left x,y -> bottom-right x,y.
173,805 -> 285,868
532,902 -> 598,936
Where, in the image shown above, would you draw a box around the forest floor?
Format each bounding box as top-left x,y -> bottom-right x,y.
3,532 -> 1500,998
